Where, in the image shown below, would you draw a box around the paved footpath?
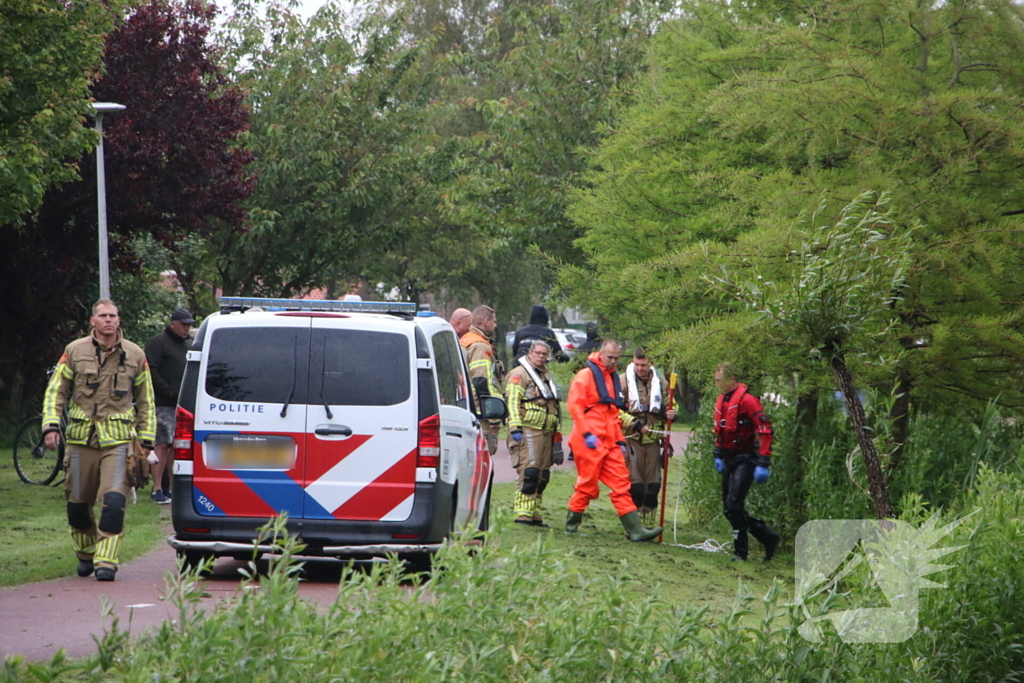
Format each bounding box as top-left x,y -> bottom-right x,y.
1,432 -> 689,662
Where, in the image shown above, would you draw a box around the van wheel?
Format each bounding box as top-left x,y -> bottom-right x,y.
402,489 -> 458,576
402,553 -> 433,576
177,549 -> 214,576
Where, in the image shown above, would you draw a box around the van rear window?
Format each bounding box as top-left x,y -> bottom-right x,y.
205,328 -> 310,403
311,329 -> 410,406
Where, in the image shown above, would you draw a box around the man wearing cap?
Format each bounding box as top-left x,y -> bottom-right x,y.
144,307 -> 195,504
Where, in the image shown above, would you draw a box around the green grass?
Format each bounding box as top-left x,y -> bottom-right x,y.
3,463 -> 1019,682
0,433 -> 170,587
490,462 -> 794,622
0,425 -> 790,618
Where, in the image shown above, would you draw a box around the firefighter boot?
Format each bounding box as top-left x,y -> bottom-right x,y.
565,510 -> 584,534
642,509 -> 658,528
532,494 -> 549,527
620,511 -> 662,542
94,535 -> 123,581
513,491 -> 534,525
71,527 -> 97,577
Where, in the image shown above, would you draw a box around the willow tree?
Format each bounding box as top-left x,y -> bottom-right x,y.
712,192 -> 912,519
566,0 -> 1024,418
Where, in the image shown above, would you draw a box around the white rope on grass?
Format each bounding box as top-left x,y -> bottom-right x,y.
664,454 -> 731,553
666,538 -> 731,553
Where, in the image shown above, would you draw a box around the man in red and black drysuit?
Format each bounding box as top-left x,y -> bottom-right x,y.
712,362 -> 780,562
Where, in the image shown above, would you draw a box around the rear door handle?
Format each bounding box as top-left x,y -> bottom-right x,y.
445,431 -> 464,438
315,426 -> 353,436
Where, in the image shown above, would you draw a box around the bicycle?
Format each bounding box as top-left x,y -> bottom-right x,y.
13,408 -> 67,486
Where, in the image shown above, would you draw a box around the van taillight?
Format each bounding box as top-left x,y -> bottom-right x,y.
173,406 -> 195,461
417,414 -> 440,468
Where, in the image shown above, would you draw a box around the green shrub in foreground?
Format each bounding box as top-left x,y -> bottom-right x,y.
5,468 -> 1021,682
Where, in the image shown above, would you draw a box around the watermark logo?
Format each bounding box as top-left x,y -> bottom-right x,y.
793,511 -> 977,643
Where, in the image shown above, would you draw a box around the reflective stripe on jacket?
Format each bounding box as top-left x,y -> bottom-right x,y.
505,364 -> 559,433
43,331 -> 156,447
460,326 -> 502,402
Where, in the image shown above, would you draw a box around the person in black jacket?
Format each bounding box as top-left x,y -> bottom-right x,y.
144,308 -> 194,504
512,305 -> 569,362
576,321 -> 601,354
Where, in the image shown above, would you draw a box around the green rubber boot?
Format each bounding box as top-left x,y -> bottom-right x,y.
620,511 -> 662,542
565,510 -> 584,534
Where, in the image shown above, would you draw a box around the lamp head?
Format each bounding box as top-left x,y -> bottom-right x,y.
91,102 -> 126,114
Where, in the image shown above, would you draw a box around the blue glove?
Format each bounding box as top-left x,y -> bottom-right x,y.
754,465 -> 770,484
714,457 -> 725,474
584,433 -> 599,450
511,430 -> 523,444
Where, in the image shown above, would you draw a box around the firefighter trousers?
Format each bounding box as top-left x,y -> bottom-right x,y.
64,443 -> 130,569
509,427 -> 553,519
625,439 -> 663,515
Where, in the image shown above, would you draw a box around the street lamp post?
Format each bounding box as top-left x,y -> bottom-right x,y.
91,102 -> 126,300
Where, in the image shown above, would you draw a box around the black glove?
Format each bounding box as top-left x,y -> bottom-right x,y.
552,441 -> 564,466
631,418 -> 645,435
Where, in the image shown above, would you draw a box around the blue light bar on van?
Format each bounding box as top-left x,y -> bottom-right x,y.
219,297 -> 417,314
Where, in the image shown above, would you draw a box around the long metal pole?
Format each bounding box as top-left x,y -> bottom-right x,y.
96,112 -> 110,300
657,372 -> 678,544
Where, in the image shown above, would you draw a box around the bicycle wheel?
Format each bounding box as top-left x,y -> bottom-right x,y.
13,416 -> 63,485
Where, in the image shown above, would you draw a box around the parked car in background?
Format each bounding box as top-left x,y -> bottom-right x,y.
553,329 -> 586,359
506,327 -> 585,360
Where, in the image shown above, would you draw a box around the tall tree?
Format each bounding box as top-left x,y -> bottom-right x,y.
365,0 -> 673,315
94,0 -> 254,310
566,0 -> 1024,412
0,0 -> 252,415
712,192 -> 913,519
214,0 -> 457,298
0,0 -> 126,225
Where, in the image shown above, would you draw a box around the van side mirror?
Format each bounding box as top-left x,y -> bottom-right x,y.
479,396 -> 507,421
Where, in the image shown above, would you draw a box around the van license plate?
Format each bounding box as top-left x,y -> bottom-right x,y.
206,435 -> 295,470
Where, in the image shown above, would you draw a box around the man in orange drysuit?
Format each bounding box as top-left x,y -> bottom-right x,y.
565,340 -> 662,542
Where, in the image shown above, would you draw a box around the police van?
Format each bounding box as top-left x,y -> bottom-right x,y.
169,297 -> 504,570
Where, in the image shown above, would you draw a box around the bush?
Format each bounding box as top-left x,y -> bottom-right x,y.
5,469 -> 1018,683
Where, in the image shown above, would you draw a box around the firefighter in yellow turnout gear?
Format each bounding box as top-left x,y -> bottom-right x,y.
505,341 -> 562,526
42,300 -> 156,581
460,305 -> 503,455
619,348 -> 676,527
